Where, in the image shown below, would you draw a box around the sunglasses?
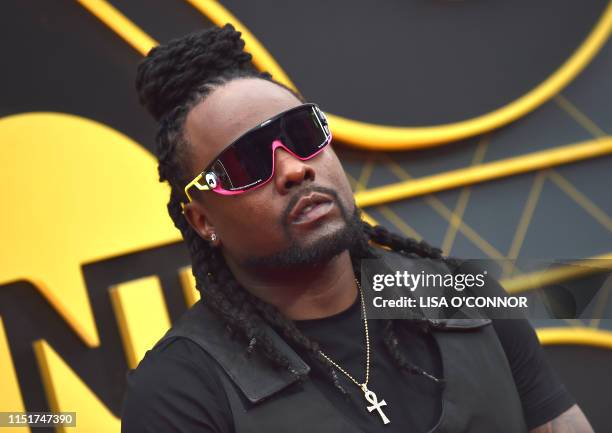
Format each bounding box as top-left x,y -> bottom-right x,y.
183,103 -> 331,201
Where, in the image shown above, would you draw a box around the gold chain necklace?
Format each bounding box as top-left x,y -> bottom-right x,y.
318,279 -> 391,425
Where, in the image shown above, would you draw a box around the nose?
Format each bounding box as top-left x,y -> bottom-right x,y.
272,145 -> 315,194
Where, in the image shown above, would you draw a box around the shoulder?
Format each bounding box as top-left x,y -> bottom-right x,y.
121,337 -> 233,433
129,336 -> 223,389
454,261 -> 577,428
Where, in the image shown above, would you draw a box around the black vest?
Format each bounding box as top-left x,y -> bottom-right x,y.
155,253 -> 529,433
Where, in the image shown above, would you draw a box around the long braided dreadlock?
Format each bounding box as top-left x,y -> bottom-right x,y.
136,24 -> 459,397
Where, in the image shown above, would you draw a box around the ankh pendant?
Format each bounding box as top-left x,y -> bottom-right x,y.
360,384 -> 390,424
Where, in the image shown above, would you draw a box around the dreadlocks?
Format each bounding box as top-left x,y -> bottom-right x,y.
135,24 -> 459,396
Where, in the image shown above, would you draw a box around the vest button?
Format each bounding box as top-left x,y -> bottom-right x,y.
429,319 -> 446,329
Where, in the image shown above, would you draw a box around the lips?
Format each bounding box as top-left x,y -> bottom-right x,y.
288,192 -> 335,224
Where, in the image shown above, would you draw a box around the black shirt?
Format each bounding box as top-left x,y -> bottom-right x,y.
121,294 -> 575,432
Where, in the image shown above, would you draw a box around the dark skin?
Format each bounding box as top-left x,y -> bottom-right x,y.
182,77 -> 358,321
181,77 -> 594,433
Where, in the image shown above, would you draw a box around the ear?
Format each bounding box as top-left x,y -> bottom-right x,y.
181,201 -> 220,246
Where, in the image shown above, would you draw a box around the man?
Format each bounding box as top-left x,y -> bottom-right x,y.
121,24 -> 594,432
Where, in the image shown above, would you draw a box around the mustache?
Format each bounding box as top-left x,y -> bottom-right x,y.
280,185 -> 344,228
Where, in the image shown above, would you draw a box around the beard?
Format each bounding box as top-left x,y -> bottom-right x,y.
243,186 -> 365,269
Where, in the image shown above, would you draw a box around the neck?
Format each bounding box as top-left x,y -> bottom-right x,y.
224,250 -> 358,320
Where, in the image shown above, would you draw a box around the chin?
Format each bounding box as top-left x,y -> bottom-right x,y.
274,224 -> 361,267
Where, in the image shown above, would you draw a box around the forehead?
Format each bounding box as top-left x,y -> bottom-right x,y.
184,78 -> 302,173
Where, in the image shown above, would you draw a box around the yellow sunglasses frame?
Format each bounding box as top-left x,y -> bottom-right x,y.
183,173 -> 211,204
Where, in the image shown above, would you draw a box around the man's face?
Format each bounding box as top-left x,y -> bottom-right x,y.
182,78 -> 359,269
